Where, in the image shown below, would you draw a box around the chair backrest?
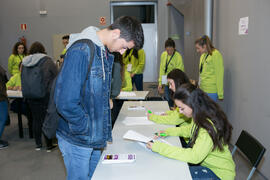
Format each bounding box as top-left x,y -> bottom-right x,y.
235,130 -> 266,168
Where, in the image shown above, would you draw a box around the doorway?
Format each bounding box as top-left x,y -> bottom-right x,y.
110,2 -> 158,82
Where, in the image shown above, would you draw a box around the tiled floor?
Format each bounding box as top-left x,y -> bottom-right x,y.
0,84 -> 268,180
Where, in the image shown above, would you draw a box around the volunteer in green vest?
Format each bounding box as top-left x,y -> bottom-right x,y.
6,62 -> 22,90
148,69 -> 191,126
58,35 -> 70,68
195,35 -> 224,102
121,70 -> 132,91
158,38 -> 184,107
8,42 -> 27,76
122,48 -> 145,91
147,84 -> 235,180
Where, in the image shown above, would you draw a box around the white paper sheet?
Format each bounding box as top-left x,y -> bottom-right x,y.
7,90 -> 23,98
118,91 -> 136,97
123,130 -> 152,143
122,117 -> 155,126
128,105 -> 145,111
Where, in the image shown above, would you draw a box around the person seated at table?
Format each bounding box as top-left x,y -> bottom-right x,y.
6,62 -> 30,118
6,62 -> 22,90
121,69 -> 132,91
147,69 -> 191,125
147,83 -> 235,180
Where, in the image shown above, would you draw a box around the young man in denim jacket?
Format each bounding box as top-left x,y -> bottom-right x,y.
54,16 -> 144,180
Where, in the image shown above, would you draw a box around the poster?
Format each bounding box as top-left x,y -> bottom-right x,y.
239,16 -> 249,35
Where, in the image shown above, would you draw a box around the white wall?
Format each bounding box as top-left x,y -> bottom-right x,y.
0,0 -> 169,80
213,0 -> 270,177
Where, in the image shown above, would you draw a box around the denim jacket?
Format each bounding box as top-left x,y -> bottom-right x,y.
55,37 -> 114,149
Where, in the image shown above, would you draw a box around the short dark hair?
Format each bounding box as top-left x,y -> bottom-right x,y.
29,42 -> 46,55
12,42 -> 27,55
165,38 -> 175,48
62,35 -> 70,40
108,16 -> 144,50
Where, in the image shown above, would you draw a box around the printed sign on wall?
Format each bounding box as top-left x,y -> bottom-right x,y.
239,17 -> 249,35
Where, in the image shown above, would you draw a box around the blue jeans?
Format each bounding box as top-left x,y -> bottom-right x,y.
164,85 -> 174,108
189,166 -> 220,180
207,93 -> 218,102
132,74 -> 143,91
0,100 -> 8,138
57,134 -> 101,180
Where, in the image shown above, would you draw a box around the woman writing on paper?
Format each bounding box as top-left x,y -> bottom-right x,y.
158,38 -> 184,107
195,35 -> 224,102
148,69 -> 191,126
147,84 -> 235,179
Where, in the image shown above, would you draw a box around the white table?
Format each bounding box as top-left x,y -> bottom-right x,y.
6,90 -> 32,138
116,91 -> 149,100
92,101 -> 192,180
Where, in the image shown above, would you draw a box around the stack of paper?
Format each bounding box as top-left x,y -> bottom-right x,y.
118,91 -> 136,97
122,117 -> 155,126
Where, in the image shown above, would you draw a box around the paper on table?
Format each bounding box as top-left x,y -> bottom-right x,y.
119,91 -> 136,97
128,105 -> 145,111
123,130 -> 152,143
7,90 -> 22,98
122,117 -> 155,126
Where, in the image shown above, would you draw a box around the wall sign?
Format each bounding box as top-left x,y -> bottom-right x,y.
239,17 -> 249,35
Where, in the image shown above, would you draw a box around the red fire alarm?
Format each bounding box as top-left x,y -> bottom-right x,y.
100,17 -> 106,25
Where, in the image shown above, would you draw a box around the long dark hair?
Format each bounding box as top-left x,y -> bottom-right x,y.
112,52 -> 124,81
174,83 -> 232,151
167,69 -> 190,99
12,42 -> 27,56
124,48 -> 139,59
195,35 -> 215,55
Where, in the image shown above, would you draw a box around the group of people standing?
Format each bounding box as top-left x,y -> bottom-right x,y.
0,15 -> 233,180
1,41 -> 58,151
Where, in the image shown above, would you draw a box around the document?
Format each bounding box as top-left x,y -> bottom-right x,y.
118,91 -> 136,97
123,130 -> 152,143
122,117 -> 155,126
128,105 -> 145,111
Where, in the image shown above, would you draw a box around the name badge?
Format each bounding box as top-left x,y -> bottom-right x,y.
127,64 -> 132,72
162,75 -> 167,85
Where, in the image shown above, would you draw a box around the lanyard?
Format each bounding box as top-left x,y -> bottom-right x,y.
165,51 -> 175,73
18,54 -> 24,61
200,53 -> 209,74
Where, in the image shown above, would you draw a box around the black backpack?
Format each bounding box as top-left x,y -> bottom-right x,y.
21,56 -> 49,99
42,39 -> 95,139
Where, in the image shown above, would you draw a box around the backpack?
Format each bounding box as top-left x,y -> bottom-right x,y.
21,56 -> 48,99
42,39 -> 95,139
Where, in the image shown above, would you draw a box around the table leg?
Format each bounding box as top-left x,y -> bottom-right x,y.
18,99 -> 23,138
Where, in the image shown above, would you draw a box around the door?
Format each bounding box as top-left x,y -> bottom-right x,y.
111,2 -> 158,82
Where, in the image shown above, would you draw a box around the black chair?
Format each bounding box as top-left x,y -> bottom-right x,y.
231,130 -> 266,180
